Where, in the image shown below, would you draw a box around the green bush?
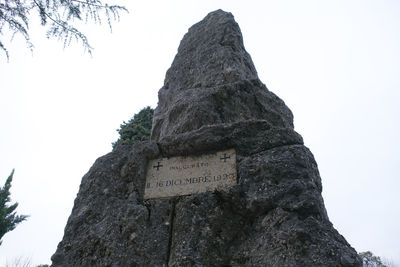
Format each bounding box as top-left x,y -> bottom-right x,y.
112,107 -> 154,149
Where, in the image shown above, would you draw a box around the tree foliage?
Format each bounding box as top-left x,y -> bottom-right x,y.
0,0 -> 128,59
0,169 -> 28,245
359,251 -> 388,267
112,106 -> 154,149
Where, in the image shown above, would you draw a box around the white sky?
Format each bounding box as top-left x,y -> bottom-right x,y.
1,0 -> 399,265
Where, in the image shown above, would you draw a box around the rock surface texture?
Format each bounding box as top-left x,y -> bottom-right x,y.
52,10 -> 361,267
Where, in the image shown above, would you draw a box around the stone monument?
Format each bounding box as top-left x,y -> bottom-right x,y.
51,9 -> 361,266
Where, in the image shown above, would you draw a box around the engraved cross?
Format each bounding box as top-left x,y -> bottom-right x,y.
220,153 -> 230,162
153,161 -> 163,171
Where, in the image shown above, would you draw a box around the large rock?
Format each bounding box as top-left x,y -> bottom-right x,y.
151,10 -> 293,141
52,10 -> 361,266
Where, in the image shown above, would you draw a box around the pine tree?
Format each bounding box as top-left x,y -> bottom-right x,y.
0,0 -> 127,59
0,169 -> 28,245
112,106 -> 154,149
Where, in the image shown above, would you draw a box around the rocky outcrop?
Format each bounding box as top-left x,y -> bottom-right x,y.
151,10 -> 293,141
52,9 -> 361,266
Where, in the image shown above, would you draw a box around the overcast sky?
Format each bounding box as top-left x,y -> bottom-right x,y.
1,1 -> 399,265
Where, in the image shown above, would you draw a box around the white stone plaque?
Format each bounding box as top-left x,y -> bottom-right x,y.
144,148 -> 237,199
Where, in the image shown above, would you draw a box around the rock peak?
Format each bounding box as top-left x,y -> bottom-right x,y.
164,9 -> 258,91
151,10 -> 293,141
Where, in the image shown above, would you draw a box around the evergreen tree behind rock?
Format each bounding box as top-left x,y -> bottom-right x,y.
112,106 -> 154,149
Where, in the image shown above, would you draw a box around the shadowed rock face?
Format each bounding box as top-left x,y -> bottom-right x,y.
51,10 -> 361,267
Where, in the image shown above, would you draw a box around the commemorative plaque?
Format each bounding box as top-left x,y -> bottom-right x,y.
144,148 -> 237,199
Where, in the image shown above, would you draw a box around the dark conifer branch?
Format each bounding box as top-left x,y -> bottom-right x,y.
0,170 -> 29,245
33,0 -> 93,53
0,0 -> 127,59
